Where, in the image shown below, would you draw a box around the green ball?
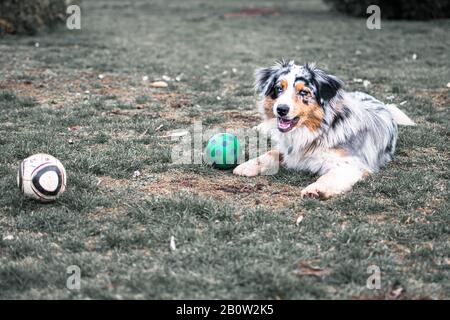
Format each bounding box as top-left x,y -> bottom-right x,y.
204,133 -> 242,170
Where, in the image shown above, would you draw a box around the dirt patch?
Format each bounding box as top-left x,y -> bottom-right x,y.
417,88 -> 449,109
140,169 -> 302,210
87,206 -> 125,221
97,176 -> 131,189
0,69 -> 194,117
218,110 -> 261,129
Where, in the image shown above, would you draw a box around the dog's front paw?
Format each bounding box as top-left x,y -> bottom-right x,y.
301,183 -> 336,200
233,160 -> 260,177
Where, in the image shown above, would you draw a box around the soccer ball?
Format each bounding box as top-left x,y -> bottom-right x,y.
204,133 -> 242,170
17,153 -> 67,202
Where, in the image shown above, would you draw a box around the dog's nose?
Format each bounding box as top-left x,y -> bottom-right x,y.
276,104 -> 290,117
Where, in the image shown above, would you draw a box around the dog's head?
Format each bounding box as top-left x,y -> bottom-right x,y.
255,60 -> 343,133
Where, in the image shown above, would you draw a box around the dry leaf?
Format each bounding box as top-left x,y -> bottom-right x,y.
294,262 -> 331,278
68,125 -> 81,131
150,81 -> 168,88
163,130 -> 189,138
295,215 -> 304,225
389,286 -> 405,299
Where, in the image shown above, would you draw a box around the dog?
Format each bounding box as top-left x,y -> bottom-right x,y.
233,60 -> 415,199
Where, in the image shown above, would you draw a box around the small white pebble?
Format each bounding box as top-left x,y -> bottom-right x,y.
232,68 -> 238,74
216,96 -> 222,101
363,80 -> 371,88
75,92 -> 81,97
84,90 -> 90,94
222,70 -> 228,75
170,236 -> 176,251
386,95 -> 396,101
132,170 -> 141,178
2,235 -> 14,241
446,82 -> 450,88
400,101 -> 407,106
34,42 -> 39,48
412,53 -> 417,60
162,75 -> 171,82
295,215 -> 304,226
142,75 -> 149,81
353,78 -> 363,83
204,65 -> 210,69
355,50 -> 362,55
98,74 -> 104,79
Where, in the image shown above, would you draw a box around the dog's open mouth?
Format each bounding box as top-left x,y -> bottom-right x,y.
277,117 -> 299,132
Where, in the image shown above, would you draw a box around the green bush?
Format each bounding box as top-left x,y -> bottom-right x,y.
323,0 -> 450,20
0,0 -> 75,35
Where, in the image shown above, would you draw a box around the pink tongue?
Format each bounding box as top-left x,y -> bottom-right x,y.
279,119 -> 291,129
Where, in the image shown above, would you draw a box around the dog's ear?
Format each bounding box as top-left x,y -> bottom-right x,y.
307,64 -> 343,104
255,60 -> 294,96
254,66 -> 278,96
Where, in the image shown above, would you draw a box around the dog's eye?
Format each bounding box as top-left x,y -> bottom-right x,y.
298,90 -> 308,97
275,86 -> 283,94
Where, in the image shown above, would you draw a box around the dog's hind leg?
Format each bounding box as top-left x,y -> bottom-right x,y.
233,150 -> 282,177
301,165 -> 367,199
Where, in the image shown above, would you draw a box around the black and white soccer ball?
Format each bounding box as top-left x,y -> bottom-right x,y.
17,153 -> 67,202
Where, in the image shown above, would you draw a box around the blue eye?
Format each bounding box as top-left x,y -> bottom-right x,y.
275,86 -> 283,94
298,90 -> 308,97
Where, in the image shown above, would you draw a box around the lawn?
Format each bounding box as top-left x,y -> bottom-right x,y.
0,0 -> 448,299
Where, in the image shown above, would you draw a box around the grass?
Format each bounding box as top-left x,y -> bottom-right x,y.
0,0 -> 449,299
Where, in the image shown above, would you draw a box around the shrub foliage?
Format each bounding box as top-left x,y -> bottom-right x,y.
0,0 -> 73,35
323,0 -> 450,20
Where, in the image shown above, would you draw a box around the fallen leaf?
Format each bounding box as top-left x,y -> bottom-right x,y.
68,125 -> 82,131
293,262 -> 331,278
295,215 -> 304,225
389,286 -> 405,299
150,81 -> 168,88
163,130 -> 189,138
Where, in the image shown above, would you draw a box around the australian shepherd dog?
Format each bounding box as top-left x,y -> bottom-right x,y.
233,60 -> 415,199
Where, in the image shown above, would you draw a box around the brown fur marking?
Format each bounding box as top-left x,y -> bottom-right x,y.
292,93 -> 324,132
330,148 -> 349,157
